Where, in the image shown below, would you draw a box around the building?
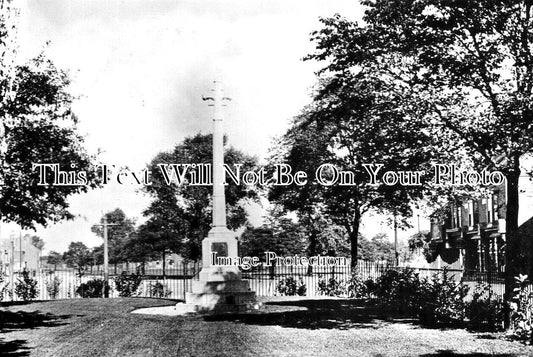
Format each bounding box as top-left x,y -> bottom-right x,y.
427,162 -> 533,277
0,234 -> 42,274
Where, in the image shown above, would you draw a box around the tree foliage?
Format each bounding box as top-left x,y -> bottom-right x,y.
29,234 -> 44,250
239,209 -> 307,258
0,5 -> 99,228
142,133 -> 258,260
91,208 -> 135,264
63,241 -> 91,276
0,54 -> 101,228
46,250 -> 63,270
358,233 -> 396,262
270,56 -> 434,268
14,270 -> 39,301
306,0 -> 533,311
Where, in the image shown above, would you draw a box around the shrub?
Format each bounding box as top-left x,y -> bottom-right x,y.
510,274 -> 533,340
374,269 -> 424,314
346,273 -> 372,298
316,273 -> 373,298
466,281 -> 504,331
14,270 -> 39,301
114,272 -> 142,297
0,273 -> 11,302
418,268 -> 469,326
148,282 -> 171,298
76,279 -> 110,298
317,276 -> 345,297
45,276 -> 62,299
277,277 -> 306,296
364,278 -> 378,297
372,268 -> 468,326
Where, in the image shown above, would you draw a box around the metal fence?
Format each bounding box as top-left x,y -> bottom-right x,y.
0,260 -> 516,302
241,259 -> 388,296
1,263 -> 201,302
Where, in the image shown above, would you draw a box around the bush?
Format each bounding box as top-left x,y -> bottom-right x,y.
45,276 -> 62,299
374,269 -> 424,314
76,279 -> 110,298
418,268 -> 469,326
364,279 -> 378,297
114,272 -> 142,297
14,270 -> 39,301
510,274 -> 533,340
277,277 -> 306,296
346,273 -> 373,298
466,281 -> 504,331
148,282 -> 171,298
0,273 -> 10,302
372,268 -> 468,326
317,276 -> 345,297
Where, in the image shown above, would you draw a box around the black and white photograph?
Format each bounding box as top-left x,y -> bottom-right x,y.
2,0 -> 533,356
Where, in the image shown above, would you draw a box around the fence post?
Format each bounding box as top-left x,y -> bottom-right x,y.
9,235 -> 14,301
182,261 -> 187,300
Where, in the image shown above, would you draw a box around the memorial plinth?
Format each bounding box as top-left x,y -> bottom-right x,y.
185,227 -> 256,313
181,80 -> 256,313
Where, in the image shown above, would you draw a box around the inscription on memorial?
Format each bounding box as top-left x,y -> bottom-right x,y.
211,242 -> 228,257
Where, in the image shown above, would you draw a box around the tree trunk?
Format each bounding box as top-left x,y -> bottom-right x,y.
504,155 -> 521,329
349,210 -> 362,272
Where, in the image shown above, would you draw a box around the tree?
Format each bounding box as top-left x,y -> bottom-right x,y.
142,133 -> 258,261
91,209 -> 135,269
29,235 -> 44,250
63,242 -> 91,276
269,77 -> 434,269
407,232 -> 431,253
239,209 -> 308,258
303,217 -> 350,258
0,0 -> 19,107
91,245 -> 104,266
134,219 -> 180,275
358,233 -> 395,262
0,5 -> 100,229
46,251 -> 63,271
405,231 -> 432,264
306,0 -> 533,323
121,230 -> 161,274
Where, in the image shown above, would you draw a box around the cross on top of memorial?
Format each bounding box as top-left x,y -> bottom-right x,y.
202,80 -> 231,115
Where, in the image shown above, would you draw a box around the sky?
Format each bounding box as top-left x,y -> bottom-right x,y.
1,0 -> 428,253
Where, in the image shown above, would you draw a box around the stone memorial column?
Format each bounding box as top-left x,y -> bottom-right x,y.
184,80 -> 255,312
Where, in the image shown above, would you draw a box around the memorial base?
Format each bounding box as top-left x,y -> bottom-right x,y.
180,227 -> 257,313
182,276 -> 256,313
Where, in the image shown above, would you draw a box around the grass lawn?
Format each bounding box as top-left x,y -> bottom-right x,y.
1,297 -> 533,357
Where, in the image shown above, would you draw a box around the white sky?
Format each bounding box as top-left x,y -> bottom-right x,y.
1,0 -> 428,253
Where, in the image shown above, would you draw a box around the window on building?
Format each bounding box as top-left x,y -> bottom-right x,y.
487,194 -> 493,226
493,192 -> 499,221
450,204 -> 456,228
473,200 -> 479,225
468,201 -> 474,227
